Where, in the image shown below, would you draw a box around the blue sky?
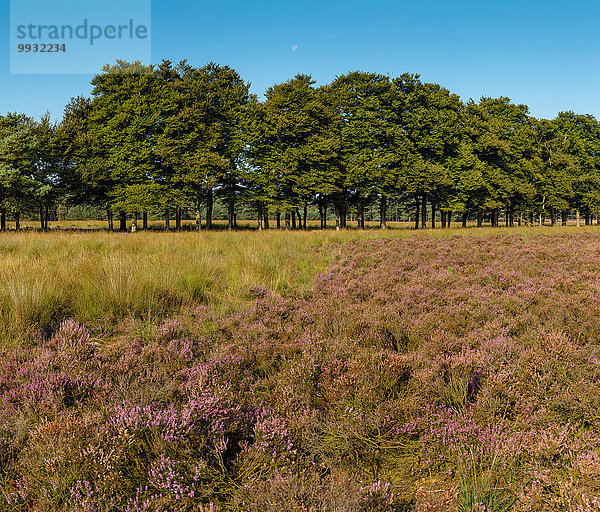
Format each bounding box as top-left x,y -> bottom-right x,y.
1,0 -> 599,121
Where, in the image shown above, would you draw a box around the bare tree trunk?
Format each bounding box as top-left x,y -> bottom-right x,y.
431,202 -> 436,229
131,212 -> 138,233
358,205 -> 365,229
264,210 -> 270,229
441,211 -> 446,228
0,210 -> 5,231
165,208 -> 170,231
15,212 -> 20,231
323,205 -> 327,228
561,210 -> 567,227
303,204 -> 307,229
195,203 -> 202,231
119,211 -> 127,231
175,206 -> 182,231
477,208 -> 483,227
257,203 -> 263,231
143,211 -> 148,230
576,208 -> 581,227
291,209 -> 297,229
276,212 -> 281,229
39,206 -> 44,230
227,199 -> 234,230
206,189 -> 213,230
462,211 -> 467,228
285,211 -> 290,230
415,196 -> 420,229
421,194 -> 427,229
447,212 -> 451,228
107,209 -> 113,231
380,195 -> 387,229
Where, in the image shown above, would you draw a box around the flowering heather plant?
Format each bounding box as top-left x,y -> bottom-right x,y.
3,233 -> 600,509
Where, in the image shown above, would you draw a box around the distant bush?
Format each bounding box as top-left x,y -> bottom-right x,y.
63,204 -> 106,221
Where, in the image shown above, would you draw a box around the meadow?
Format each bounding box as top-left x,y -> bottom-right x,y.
1,225 -> 600,511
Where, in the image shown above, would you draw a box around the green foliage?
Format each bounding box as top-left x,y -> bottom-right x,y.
6,61 -> 600,229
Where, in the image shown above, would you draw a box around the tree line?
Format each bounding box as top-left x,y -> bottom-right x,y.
1,59 -> 600,231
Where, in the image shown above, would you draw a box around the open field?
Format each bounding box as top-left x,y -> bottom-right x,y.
2,224 -> 600,345
2,227 -> 600,510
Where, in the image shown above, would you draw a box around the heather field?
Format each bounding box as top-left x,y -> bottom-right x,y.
3,229 -> 600,511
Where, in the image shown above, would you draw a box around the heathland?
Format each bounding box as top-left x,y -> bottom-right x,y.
2,226 -> 600,511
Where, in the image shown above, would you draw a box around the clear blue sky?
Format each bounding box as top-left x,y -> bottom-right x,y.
1,0 -> 599,121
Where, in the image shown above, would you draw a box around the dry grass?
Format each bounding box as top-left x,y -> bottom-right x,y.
1,223 -> 600,344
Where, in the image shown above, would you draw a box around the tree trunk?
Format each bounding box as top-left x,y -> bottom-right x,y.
131,212 -> 138,233
561,210 -> 567,227
119,211 -> 127,231
285,211 -> 290,230
380,195 -> 387,229
585,210 -> 590,226
165,208 -> 170,231
0,210 -> 5,231
107,209 -> 113,231
257,203 -> 263,231
40,206 -> 44,230
415,196 -> 420,229
421,194 -> 427,229
319,204 -> 324,229
358,205 -> 365,229
195,204 -> 202,231
477,207 -> 483,228
276,212 -> 281,229
15,212 -> 20,231
339,206 -> 347,229
462,211 -> 467,228
334,206 -> 340,231
323,205 -> 327,228
576,208 -> 581,227
264,210 -> 270,229
175,206 -> 182,231
509,204 -> 514,227
447,212 -> 451,228
227,199 -> 234,231
303,204 -> 307,229
206,189 -> 213,230
431,202 -> 436,229
291,209 -> 296,229
143,211 -> 148,230
441,211 -> 447,229
550,207 -> 556,227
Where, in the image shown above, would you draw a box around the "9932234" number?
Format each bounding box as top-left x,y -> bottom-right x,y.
17,43 -> 66,53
